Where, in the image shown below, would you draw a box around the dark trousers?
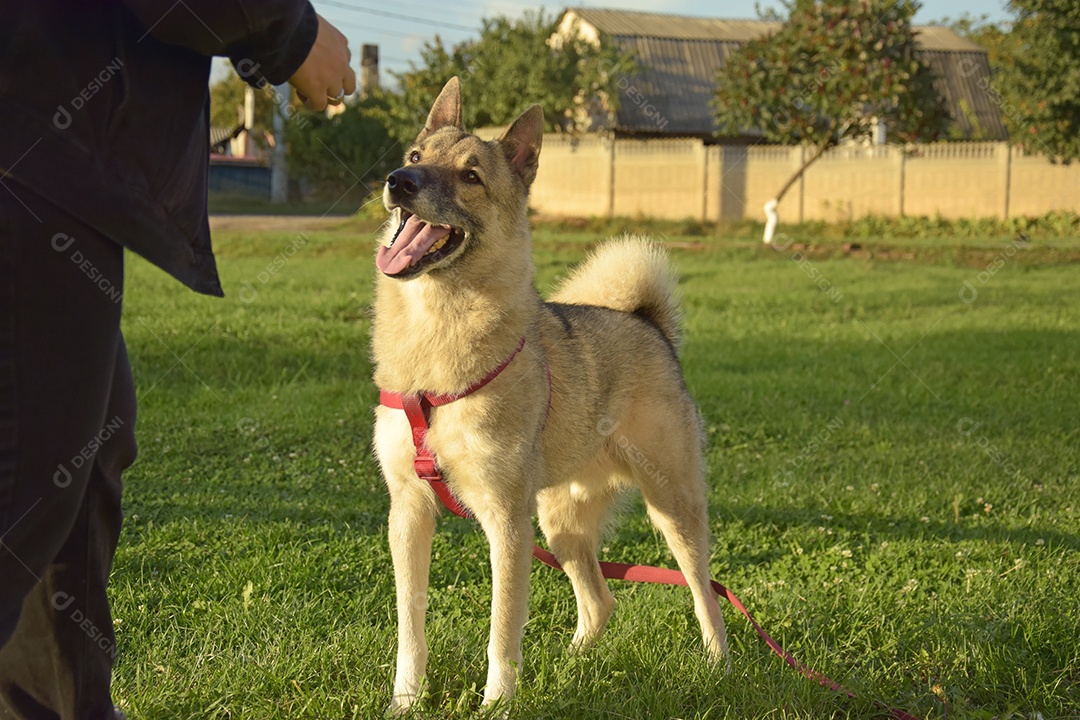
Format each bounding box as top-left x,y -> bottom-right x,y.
0,187 -> 136,720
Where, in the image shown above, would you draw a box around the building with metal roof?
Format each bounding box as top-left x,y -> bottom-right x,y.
556,7 -> 1007,142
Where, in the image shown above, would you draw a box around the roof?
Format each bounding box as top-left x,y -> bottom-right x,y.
569,8 -> 983,50
210,123 -> 245,150
562,8 -> 1006,140
570,8 -> 783,42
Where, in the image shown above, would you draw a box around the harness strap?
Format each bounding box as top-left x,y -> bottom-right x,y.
398,394 -> 441,480
379,337 -> 527,411
380,337 -> 531,518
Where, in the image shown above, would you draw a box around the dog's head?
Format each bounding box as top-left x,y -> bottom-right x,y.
377,77 -> 544,280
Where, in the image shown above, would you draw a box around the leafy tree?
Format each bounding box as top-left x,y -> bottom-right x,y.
374,36 -> 474,148
209,72 -> 278,150
754,1 -> 787,22
929,12 -> 995,37
285,95 -> 397,196
379,10 -> 633,147
714,0 -> 950,242
996,0 -> 1080,162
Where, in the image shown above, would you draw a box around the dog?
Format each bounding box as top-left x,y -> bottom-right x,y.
371,77 -> 729,713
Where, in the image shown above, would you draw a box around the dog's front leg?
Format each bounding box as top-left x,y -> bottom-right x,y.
388,486 -> 438,714
472,499 -> 534,708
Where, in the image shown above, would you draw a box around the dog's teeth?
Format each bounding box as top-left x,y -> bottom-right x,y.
427,236 -> 449,254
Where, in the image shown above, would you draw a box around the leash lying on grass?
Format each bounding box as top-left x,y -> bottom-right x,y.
379,339 -> 918,720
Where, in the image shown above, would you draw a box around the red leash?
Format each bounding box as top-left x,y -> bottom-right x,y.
379,340 -> 918,720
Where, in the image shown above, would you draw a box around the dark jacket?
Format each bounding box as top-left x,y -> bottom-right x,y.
0,0 -> 318,296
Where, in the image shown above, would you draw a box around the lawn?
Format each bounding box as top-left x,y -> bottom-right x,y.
111,219 -> 1079,719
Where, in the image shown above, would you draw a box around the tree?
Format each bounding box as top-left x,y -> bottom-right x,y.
379,10 -> 633,147
930,12 -> 995,38
996,0 -> 1080,162
374,36 -> 474,149
285,94 -> 398,197
209,72 -> 277,150
714,0 -> 950,242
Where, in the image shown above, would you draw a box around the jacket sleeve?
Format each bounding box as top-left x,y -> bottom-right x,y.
119,0 -> 319,85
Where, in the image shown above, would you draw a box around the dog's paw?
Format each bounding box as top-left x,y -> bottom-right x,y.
480,663 -> 518,718
567,596 -> 616,654
719,652 -> 733,677
479,695 -> 512,720
704,639 -> 732,676
389,671 -> 429,716
387,694 -> 417,717
567,631 -> 600,655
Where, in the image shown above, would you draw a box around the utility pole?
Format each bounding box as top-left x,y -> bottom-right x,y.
243,85 -> 255,156
361,44 -> 379,98
270,83 -> 289,203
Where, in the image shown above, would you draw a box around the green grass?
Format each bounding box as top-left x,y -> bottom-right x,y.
111,224 -> 1080,719
531,210 -> 1080,248
207,191 -> 367,216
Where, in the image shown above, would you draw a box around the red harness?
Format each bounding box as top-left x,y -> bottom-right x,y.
378,337 -> 528,517
377,340 -> 916,720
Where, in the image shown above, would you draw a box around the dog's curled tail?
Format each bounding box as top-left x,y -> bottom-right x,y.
550,235 -> 682,348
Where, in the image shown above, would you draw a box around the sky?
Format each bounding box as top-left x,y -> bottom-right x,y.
211,0 -> 1012,86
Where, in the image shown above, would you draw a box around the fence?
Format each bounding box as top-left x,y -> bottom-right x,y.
209,157 -> 271,199
529,137 -> 1080,222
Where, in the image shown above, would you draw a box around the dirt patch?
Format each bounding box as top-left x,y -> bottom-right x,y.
770,241 -> 1080,267
209,214 -> 353,233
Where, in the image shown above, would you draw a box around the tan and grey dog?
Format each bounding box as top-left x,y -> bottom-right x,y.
372,77 -> 728,713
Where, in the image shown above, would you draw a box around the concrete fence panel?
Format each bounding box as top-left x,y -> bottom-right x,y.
1009,148 -> 1080,218
802,145 -> 903,222
529,135 -> 1080,222
531,135 -> 612,217
612,139 -> 706,220
904,142 -> 1008,219
742,145 -> 801,223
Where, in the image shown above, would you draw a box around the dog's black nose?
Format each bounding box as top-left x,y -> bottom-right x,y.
386,168 -> 421,198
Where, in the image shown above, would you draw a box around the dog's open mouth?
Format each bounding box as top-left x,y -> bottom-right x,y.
377,208 -> 467,278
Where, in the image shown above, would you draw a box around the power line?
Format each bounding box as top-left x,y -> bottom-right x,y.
325,18 -> 460,72
315,0 -> 479,33
330,16 -> 472,42
328,18 -> 469,71
365,0 -> 552,19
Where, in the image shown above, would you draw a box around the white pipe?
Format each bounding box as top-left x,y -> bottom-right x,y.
763,199 -> 779,244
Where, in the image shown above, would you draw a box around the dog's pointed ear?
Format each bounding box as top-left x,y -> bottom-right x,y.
421,77 -> 462,138
499,104 -> 544,187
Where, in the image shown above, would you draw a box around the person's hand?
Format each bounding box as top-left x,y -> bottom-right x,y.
289,14 -> 356,111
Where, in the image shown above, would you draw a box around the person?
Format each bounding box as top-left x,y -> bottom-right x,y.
0,1 -> 355,717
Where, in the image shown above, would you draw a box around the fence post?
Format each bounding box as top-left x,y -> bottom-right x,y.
897,145 -> 906,217
607,135 -> 616,218
718,146 -> 748,223
700,140 -> 708,222
1001,142 -> 1012,219
796,145 -> 806,223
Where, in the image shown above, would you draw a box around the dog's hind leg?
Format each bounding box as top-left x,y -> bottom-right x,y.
387,481 -> 439,714
630,444 -> 730,671
537,483 -> 617,652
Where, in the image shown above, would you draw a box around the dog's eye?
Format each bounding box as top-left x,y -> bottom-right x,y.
463,170 -> 482,185
408,150 -> 420,163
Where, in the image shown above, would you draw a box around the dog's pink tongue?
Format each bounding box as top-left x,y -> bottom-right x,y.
377,215 -> 452,275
